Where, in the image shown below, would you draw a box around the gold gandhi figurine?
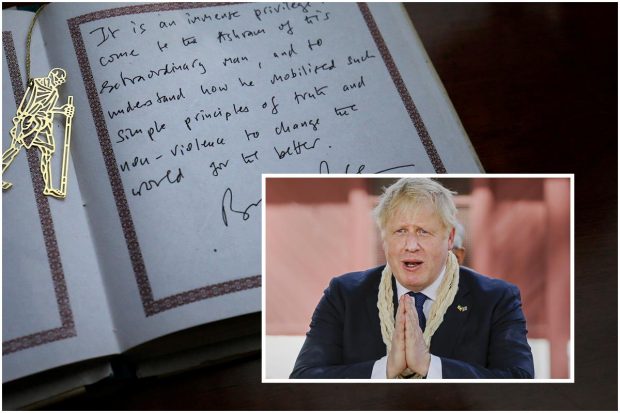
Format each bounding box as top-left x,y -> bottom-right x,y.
3,68 -> 75,199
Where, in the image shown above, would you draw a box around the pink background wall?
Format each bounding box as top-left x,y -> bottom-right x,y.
265,177 -> 571,378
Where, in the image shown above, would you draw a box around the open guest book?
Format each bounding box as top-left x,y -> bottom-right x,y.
2,2 -> 481,407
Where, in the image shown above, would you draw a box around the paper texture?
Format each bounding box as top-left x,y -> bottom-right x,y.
37,2 -> 481,349
3,2 -> 483,383
2,10 -> 119,382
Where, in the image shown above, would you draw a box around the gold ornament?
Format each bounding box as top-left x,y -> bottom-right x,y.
2,4 -> 75,199
3,69 -> 74,198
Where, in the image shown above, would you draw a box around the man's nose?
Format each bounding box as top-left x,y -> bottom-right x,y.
404,233 -> 420,252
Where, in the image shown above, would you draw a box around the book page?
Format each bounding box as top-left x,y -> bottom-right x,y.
2,10 -> 119,382
38,2 -> 482,350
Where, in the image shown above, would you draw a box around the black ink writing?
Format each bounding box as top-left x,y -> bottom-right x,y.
278,20 -> 293,35
319,160 -> 366,174
342,75 -> 366,92
241,150 -> 259,164
305,9 -> 330,24
223,55 -> 249,66
221,187 -> 262,227
244,129 -> 260,141
335,104 -> 358,116
307,38 -> 323,51
147,120 -> 166,141
184,104 -> 250,130
200,82 -> 229,96
274,138 -> 320,159
99,79 -> 120,94
294,85 -> 328,104
159,19 -> 177,29
270,59 -> 336,84
157,40 -> 169,52
347,49 -> 376,65
116,127 -> 143,144
273,43 -> 297,58
253,3 -> 311,21
275,118 -> 320,135
89,26 -> 120,47
169,137 -> 226,157
185,10 -> 241,24
318,162 -> 415,174
210,160 -> 230,176
107,99 -> 153,120
131,21 -> 146,35
217,28 -> 267,43
261,96 -> 280,114
182,36 -> 197,46
238,77 -> 255,87
156,87 -> 186,103
115,120 -> 165,144
118,59 -> 206,89
120,156 -> 151,172
99,49 -> 139,67
374,164 -> 416,174
131,168 -> 184,197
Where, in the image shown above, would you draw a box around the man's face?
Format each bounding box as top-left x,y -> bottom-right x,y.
382,201 -> 455,292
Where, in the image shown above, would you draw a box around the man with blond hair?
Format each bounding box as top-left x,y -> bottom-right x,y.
290,178 -> 534,379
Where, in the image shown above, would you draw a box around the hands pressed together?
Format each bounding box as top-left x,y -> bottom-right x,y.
386,294 -> 431,378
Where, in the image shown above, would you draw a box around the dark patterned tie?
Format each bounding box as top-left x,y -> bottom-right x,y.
407,291 -> 428,332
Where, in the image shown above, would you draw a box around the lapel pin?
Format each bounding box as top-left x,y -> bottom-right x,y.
457,305 -> 468,312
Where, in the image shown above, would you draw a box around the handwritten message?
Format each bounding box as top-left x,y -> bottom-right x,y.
78,3 -> 432,292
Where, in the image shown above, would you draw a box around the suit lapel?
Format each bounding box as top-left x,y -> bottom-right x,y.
429,274 -> 471,357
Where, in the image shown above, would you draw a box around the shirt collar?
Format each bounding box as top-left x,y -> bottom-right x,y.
394,265 -> 446,302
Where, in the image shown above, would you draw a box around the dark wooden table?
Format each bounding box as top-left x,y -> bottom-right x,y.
41,2 -> 617,410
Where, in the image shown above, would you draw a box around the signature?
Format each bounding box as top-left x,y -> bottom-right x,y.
221,187 -> 262,227
374,164 -> 416,174
319,161 -> 416,174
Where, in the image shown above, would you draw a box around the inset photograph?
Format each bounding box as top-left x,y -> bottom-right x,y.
263,175 -> 572,382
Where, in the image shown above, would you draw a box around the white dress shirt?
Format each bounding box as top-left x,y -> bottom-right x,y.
370,266 -> 446,379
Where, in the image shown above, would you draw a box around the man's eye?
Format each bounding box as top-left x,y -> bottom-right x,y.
417,228 -> 429,235
395,228 -> 407,234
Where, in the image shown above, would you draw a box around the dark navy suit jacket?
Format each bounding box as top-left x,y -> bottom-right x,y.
290,266 -> 534,379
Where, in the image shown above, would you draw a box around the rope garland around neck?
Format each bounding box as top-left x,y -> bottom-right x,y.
377,251 -> 460,379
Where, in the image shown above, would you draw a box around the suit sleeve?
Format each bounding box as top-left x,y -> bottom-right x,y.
440,284 -> 535,378
289,278 -> 376,378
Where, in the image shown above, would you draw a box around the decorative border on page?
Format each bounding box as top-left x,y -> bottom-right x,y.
2,32 -> 76,355
68,3 -> 261,317
66,2 -> 443,316
358,3 -> 445,173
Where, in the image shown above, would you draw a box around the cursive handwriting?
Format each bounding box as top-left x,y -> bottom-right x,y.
221,187 -> 262,227
253,3 -> 311,21
334,104 -> 358,116
374,164 -> 416,173
318,161 -> 416,174
131,168 -> 184,196
274,138 -> 320,159
99,49 -> 139,67
319,160 -> 366,174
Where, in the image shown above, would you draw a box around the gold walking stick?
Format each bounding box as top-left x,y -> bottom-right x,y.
58,96 -> 74,198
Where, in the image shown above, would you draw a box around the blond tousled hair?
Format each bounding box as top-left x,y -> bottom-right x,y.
373,178 -> 457,236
